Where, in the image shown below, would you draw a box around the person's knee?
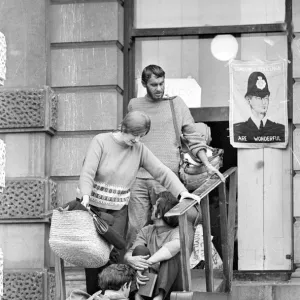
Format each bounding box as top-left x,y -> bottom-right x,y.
132,245 -> 151,257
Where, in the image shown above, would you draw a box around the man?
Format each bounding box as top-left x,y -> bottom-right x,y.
126,64 -> 224,247
233,71 -> 285,143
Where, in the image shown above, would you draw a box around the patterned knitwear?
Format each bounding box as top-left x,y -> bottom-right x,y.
79,133 -> 187,210
128,95 -> 208,179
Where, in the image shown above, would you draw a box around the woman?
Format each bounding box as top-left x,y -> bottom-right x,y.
125,191 -> 190,300
79,111 -> 200,294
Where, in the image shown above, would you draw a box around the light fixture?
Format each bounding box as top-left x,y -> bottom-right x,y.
211,34 -> 238,61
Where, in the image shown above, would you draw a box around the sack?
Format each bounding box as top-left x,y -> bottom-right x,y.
179,148 -> 224,192
49,209 -> 112,268
169,99 -> 223,192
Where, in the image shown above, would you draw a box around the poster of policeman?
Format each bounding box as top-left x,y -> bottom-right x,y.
229,60 -> 288,148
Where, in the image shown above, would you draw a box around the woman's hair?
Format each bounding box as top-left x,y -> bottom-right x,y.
120,111 -> 151,136
98,264 -> 136,292
141,64 -> 165,84
155,191 -> 179,228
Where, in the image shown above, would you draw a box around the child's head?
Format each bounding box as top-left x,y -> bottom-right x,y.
98,264 -> 135,297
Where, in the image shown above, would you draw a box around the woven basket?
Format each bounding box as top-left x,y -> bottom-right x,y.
49,210 -> 112,268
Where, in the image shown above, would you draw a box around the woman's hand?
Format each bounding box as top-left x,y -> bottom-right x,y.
126,254 -> 150,271
179,191 -> 200,204
81,195 -> 90,207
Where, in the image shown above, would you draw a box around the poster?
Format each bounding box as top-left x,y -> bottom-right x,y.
229,60 -> 288,149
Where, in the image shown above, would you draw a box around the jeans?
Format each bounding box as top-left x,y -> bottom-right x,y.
126,178 -> 166,248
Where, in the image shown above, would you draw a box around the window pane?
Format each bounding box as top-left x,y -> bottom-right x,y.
134,0 -> 285,28
135,34 -> 287,108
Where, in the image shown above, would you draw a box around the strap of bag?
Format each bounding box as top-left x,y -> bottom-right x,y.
169,99 -> 183,155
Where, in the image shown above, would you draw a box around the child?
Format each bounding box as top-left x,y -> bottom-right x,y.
67,264 -> 136,300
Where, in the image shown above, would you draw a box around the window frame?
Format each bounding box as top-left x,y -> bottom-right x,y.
123,0 -> 293,121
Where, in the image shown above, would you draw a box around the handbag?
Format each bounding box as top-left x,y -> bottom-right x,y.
49,208 -> 113,268
169,99 -> 223,192
88,206 -> 126,250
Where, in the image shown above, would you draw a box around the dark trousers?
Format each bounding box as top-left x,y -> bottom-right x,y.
154,253 -> 183,300
132,245 -> 182,300
85,205 -> 128,295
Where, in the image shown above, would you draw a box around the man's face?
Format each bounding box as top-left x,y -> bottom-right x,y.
247,95 -> 269,115
142,74 -> 165,100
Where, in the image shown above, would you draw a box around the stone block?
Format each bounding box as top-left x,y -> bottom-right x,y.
56,179 -> 78,206
51,135 -> 94,176
0,87 -> 58,134
57,90 -> 122,131
0,224 -> 47,269
0,0 -> 47,87
293,128 -> 300,170
231,284 -> 272,300
0,179 -> 57,219
48,272 -> 55,300
273,284 -> 300,300
51,45 -> 123,88
0,133 -> 51,177
0,32 -> 6,86
3,270 -> 44,300
50,1 -> 124,44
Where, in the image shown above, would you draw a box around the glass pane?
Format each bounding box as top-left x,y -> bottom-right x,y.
293,0 -> 300,32
134,0 -> 285,28
135,34 -> 287,108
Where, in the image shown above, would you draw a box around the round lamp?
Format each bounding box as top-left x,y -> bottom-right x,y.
211,34 -> 238,61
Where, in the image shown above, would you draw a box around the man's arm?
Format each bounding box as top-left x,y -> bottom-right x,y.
176,98 -> 225,181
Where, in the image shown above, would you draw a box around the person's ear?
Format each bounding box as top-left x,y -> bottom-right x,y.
142,80 -> 147,88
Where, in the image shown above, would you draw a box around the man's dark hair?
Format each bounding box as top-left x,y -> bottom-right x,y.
141,64 -> 165,84
98,264 -> 135,292
155,191 -> 179,228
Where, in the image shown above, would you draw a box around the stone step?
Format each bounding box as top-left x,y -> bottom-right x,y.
191,269 -> 224,292
63,268 -> 300,300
